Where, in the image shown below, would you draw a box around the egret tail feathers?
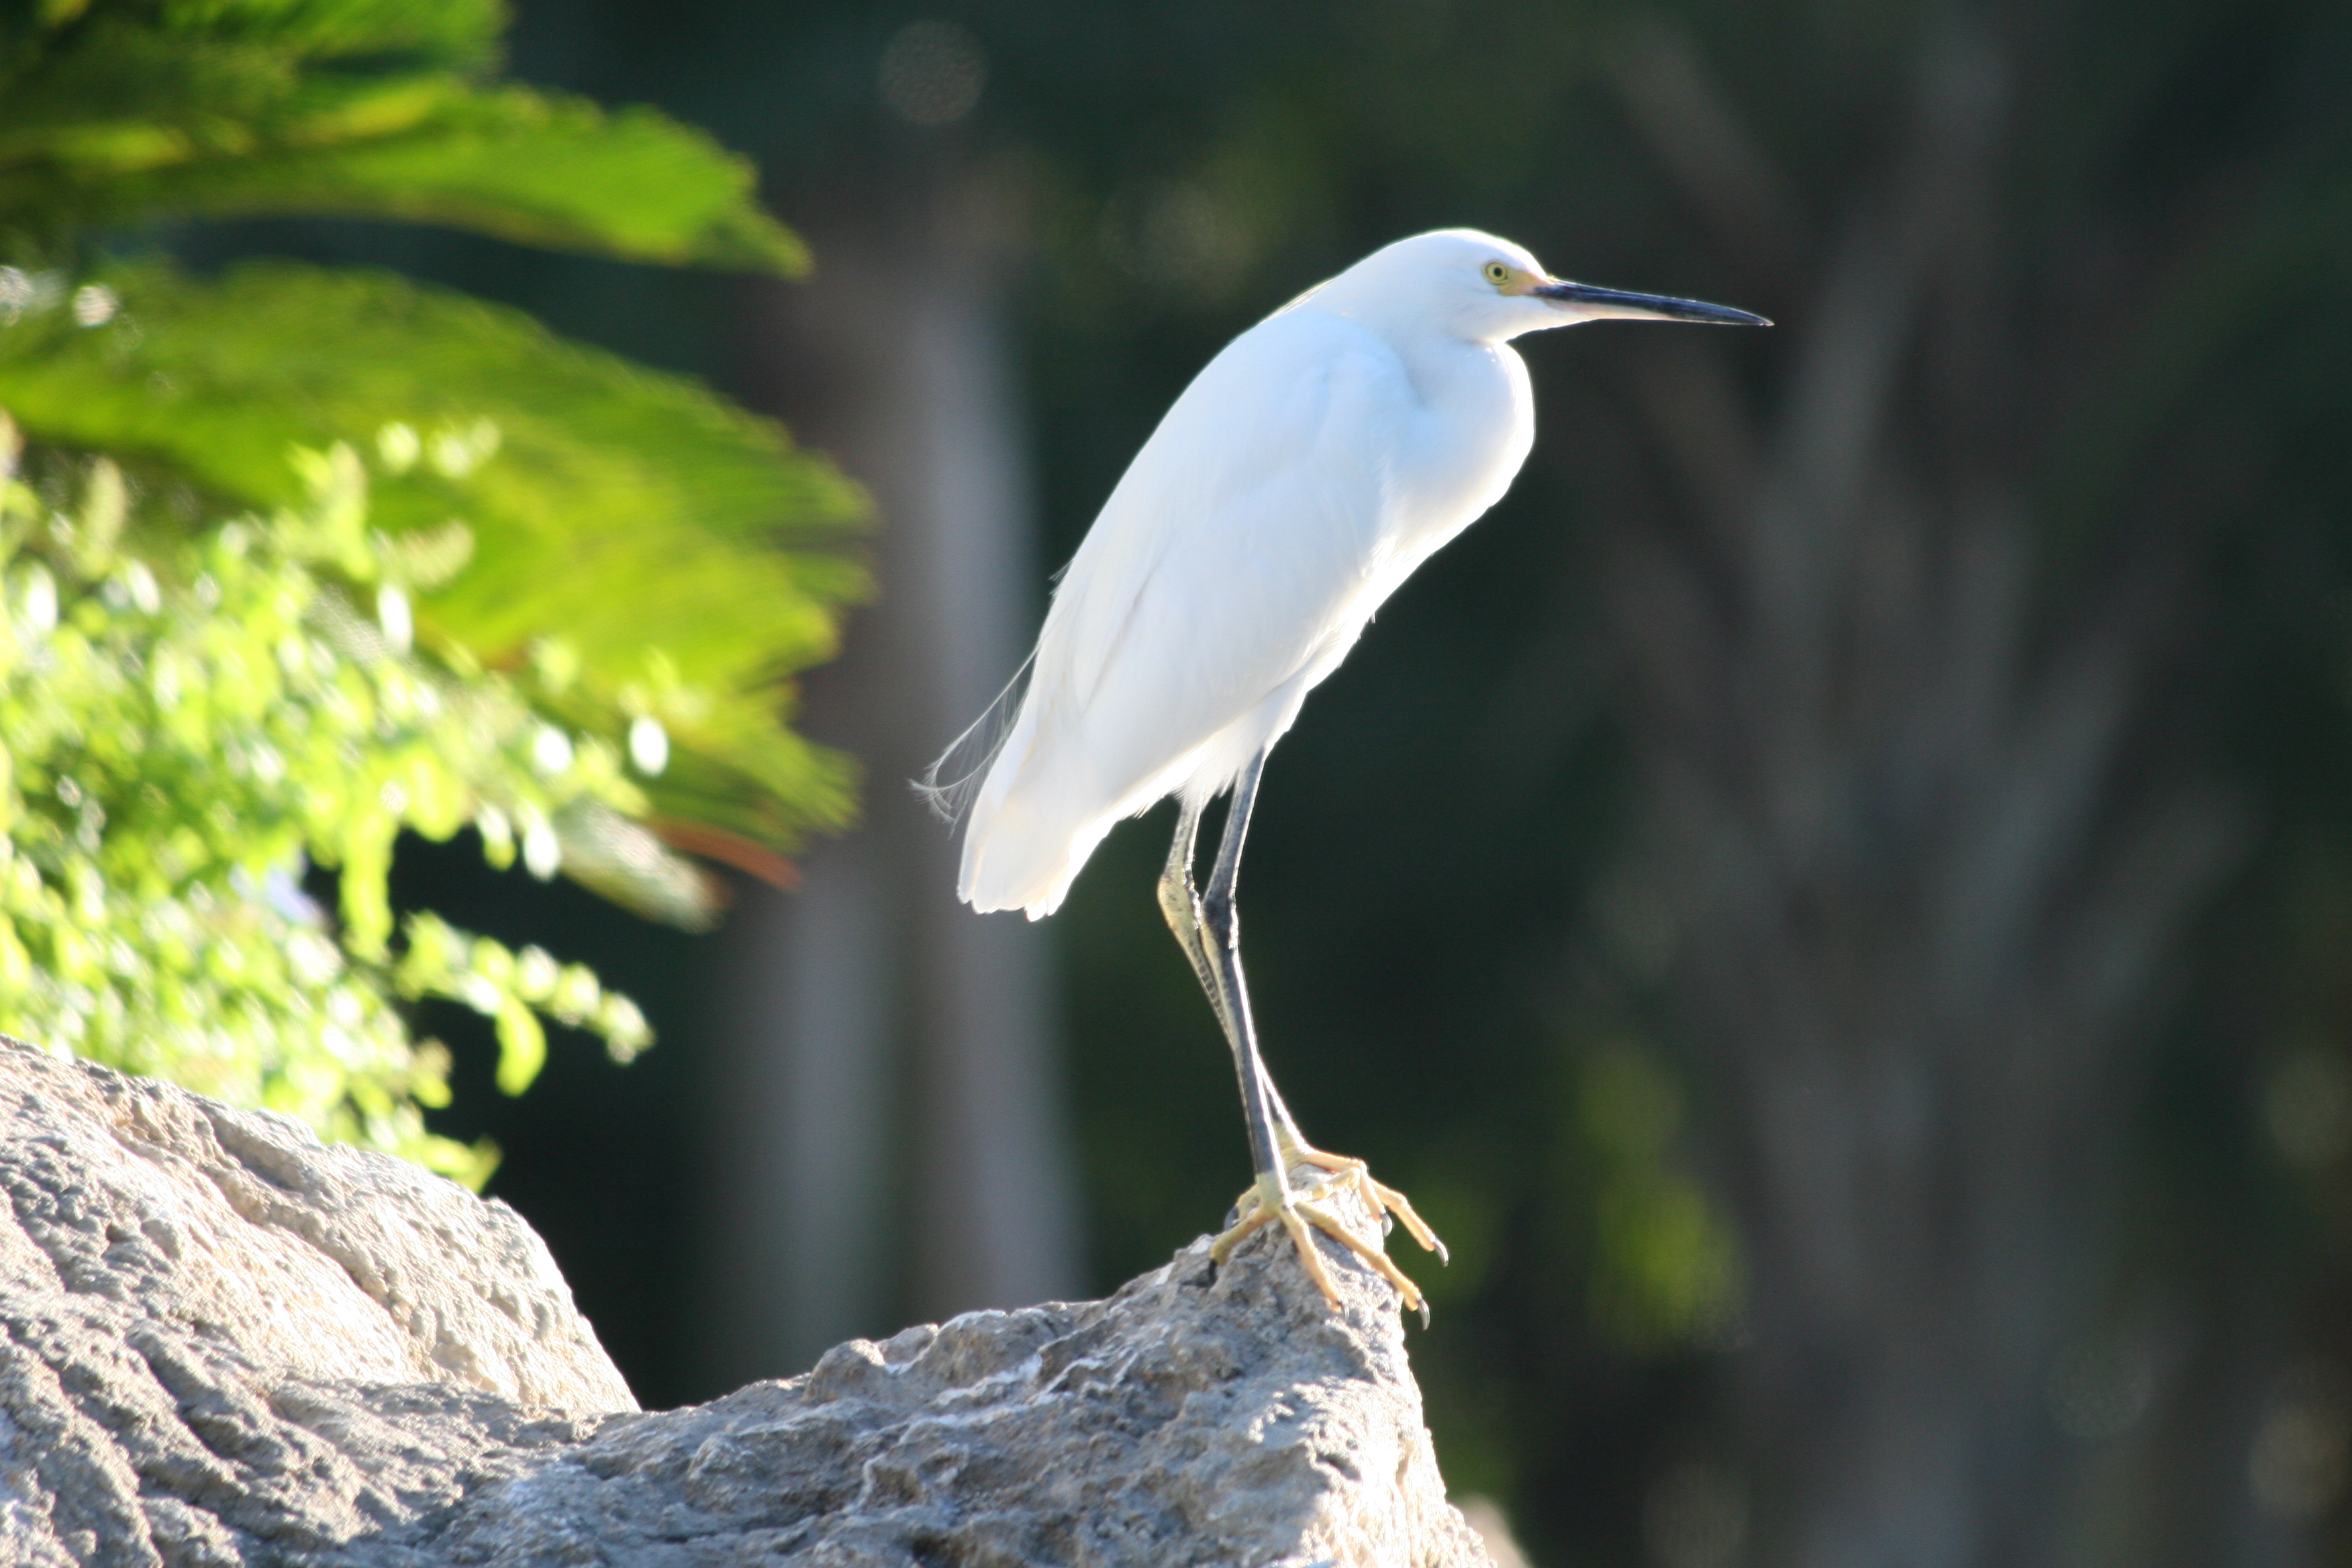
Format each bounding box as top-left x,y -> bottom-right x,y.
912,652 -> 1035,825
959,789 -> 1116,919
954,705 -> 1129,918
946,673 -> 1208,918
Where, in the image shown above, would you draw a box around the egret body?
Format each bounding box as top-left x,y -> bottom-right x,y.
928,229 -> 1765,1317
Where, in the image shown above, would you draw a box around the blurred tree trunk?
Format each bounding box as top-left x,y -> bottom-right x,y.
693,170 -> 1080,1383
1603,26 -> 2253,1566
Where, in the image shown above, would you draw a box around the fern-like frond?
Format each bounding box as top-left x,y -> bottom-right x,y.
0,2 -> 804,273
0,259 -> 871,851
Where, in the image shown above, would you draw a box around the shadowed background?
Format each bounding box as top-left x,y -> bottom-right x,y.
271,1 -> 2352,1563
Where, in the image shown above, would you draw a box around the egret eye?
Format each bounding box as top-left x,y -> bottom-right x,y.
1484,261 -> 1512,286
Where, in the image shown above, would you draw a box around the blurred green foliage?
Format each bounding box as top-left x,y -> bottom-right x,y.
0,428 -> 658,1179
1570,1042 -> 1741,1353
0,0 -> 807,271
0,0 -> 866,1177
0,258 -> 869,852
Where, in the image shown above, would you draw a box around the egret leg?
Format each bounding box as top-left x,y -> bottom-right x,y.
1157,799 -> 1310,1150
1160,753 -> 1445,1320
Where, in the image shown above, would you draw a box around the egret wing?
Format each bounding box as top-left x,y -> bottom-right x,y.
960,309 -> 1418,910
1044,311 -> 1408,717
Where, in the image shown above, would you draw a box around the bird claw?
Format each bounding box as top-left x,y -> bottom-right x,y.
1286,1146 -> 1449,1267
1209,1149 -> 1446,1323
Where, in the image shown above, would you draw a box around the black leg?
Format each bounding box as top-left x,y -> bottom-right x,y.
1158,777 -> 1302,1152
1193,752 -> 1288,1187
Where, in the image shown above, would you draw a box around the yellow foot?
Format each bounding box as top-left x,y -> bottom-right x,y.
1283,1141 -> 1449,1265
1208,1138 -> 1447,1324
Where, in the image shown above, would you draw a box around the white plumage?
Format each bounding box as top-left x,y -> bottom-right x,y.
952,230 -> 1574,916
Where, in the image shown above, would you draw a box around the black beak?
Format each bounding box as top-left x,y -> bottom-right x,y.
1533,280 -> 1770,326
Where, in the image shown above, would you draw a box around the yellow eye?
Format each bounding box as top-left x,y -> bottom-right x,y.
1484,260 -> 1513,286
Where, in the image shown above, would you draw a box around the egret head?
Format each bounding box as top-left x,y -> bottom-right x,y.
1328,228 -> 1769,344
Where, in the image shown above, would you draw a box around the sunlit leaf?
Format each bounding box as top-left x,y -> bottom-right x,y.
0,260 -> 869,852
0,1 -> 803,271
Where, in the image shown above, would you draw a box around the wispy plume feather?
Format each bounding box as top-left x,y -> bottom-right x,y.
913,652 -> 1034,824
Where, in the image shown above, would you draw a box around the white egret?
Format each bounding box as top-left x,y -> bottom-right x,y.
925,229 -> 1765,1319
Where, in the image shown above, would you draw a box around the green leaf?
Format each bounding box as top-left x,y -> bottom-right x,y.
0,5 -> 803,273
493,997 -> 544,1095
54,0 -> 503,64
0,259 -> 870,853
2,77 -> 807,273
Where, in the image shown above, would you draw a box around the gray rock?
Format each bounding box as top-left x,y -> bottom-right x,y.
0,1038 -> 1492,1567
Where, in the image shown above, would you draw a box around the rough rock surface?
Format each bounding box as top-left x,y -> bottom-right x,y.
0,1038 -> 1491,1567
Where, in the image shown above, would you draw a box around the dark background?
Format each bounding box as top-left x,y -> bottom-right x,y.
256,1 -> 2352,1563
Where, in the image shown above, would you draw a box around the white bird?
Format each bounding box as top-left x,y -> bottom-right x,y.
926,229 -> 1765,1319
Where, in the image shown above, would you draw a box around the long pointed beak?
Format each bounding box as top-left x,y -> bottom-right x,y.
1534,279 -> 1770,327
